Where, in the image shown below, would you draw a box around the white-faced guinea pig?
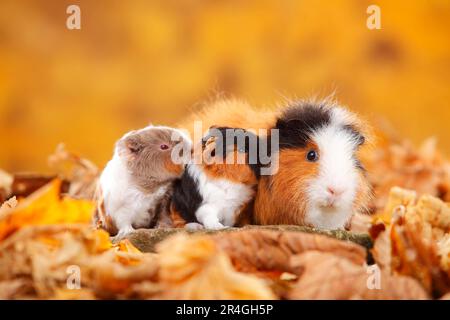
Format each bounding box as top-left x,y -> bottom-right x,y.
254,100 -> 372,230
94,124 -> 192,239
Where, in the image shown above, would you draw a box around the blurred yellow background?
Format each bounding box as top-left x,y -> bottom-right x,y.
0,0 -> 449,172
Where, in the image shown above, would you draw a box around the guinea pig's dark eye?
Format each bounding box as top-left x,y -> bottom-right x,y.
160,144 -> 169,150
306,150 -> 319,162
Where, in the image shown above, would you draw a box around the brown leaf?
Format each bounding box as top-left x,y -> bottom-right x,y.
0,196 -> 17,218
155,233 -> 276,300
371,230 -> 391,273
0,279 -> 34,299
367,138 -> 450,212
390,207 -> 450,296
48,144 -> 99,200
212,229 -> 367,274
288,251 -> 428,300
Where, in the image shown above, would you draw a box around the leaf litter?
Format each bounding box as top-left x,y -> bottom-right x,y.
0,136 -> 449,299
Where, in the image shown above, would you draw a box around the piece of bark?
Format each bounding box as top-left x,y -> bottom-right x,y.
126,225 -> 373,253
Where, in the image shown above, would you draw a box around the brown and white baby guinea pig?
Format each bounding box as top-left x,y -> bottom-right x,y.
94,125 -> 192,239
254,100 -> 372,230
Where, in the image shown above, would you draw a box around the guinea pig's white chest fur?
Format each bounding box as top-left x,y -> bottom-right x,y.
100,155 -> 168,237
188,164 -> 254,229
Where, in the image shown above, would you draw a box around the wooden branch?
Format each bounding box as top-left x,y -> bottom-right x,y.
126,225 -> 373,253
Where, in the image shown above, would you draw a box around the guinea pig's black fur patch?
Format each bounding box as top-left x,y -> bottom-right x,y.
171,166 -> 203,223
343,124 -> 365,146
202,126 -> 267,178
275,102 -> 332,149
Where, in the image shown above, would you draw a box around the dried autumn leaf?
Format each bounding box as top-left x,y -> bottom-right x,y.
48,144 -> 99,200
390,207 -> 450,296
373,186 -> 416,224
288,251 -> 428,300
438,235 -> 450,272
116,238 -> 142,254
88,250 -> 158,298
0,224 -> 158,299
415,195 -> 450,236
50,288 -> 97,300
0,196 -> 17,217
367,138 -> 450,212
371,230 -> 391,272
212,229 -> 367,273
155,233 -> 275,299
0,179 -> 94,241
0,279 -> 34,299
349,212 -> 372,233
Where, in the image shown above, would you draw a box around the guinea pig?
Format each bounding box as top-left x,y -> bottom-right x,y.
170,126 -> 263,230
254,100 -> 372,230
94,125 -> 192,239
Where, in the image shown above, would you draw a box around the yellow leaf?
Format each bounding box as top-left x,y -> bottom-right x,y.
116,239 -> 142,254
0,179 -> 94,241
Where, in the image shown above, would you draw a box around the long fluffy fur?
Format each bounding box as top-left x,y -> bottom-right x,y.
179,98 -> 373,230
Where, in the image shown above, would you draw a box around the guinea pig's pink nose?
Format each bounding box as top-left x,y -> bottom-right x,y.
327,186 -> 345,197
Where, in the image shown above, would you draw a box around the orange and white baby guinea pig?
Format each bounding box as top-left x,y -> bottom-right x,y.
94,125 -> 191,239
255,100 -> 372,230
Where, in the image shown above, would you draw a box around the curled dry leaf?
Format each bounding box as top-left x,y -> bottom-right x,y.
390,207 -> 450,296
367,138 -> 450,213
288,251 -> 428,300
0,279 -> 34,299
438,235 -> 450,272
155,233 -> 275,300
349,212 -> 372,233
0,179 -> 94,242
87,250 -> 158,298
48,144 -> 99,200
0,196 -> 17,217
415,195 -> 450,237
371,187 -> 450,296
212,229 -> 367,274
0,223 -> 158,299
371,229 -> 391,273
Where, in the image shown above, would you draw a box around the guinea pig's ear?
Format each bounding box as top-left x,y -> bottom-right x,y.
125,137 -> 144,153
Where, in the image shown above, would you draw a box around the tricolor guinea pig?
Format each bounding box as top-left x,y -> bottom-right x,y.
94,125 -> 191,239
254,100 -> 372,230
170,127 -> 263,230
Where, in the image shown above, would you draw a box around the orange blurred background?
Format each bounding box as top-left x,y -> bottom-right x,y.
0,0 -> 449,172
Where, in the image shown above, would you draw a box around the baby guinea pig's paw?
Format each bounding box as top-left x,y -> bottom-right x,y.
185,222 -> 205,231
202,219 -> 227,230
111,226 -> 135,243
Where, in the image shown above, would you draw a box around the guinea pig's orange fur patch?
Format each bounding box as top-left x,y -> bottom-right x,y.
164,157 -> 184,176
93,190 -> 119,236
178,99 -> 276,137
169,204 -> 187,228
254,144 -> 319,225
202,150 -> 258,185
